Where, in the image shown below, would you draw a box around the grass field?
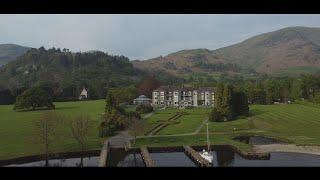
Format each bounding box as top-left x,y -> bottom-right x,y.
1,99 -> 320,160
249,104 -> 320,144
136,102 -> 320,149
137,108 -> 211,136
0,100 -> 105,160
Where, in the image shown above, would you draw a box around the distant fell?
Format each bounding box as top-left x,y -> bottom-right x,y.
133,26 -> 320,76
0,44 -> 30,66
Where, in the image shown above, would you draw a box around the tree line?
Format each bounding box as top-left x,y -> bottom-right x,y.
0,47 -> 144,104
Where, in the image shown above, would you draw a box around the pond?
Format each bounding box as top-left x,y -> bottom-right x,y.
5,156 -> 100,167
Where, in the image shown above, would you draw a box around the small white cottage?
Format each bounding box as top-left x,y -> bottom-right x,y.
79,87 -> 88,100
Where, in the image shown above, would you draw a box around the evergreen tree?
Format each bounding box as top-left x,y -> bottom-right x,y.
266,88 -> 273,105
232,91 -> 249,117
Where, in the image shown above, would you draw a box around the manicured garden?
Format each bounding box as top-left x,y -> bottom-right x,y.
136,102 -> 320,149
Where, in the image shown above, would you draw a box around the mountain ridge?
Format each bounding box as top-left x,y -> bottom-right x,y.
133,26 -> 320,76
0,44 -> 30,66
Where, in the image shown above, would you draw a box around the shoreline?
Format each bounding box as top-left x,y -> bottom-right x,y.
254,144 -> 320,156
0,150 -> 101,166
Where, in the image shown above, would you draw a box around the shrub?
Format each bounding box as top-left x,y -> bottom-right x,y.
14,87 -> 55,111
209,107 -> 223,122
312,93 -> 320,104
136,104 -> 153,114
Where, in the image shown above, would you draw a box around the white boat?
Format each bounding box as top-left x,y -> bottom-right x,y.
199,122 -> 213,163
200,149 -> 213,163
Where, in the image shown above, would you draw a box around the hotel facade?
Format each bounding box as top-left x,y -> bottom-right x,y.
152,86 -> 215,108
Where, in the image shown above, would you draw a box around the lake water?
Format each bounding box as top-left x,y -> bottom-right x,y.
5,156 -> 100,167
108,147 -> 320,167
5,146 -> 320,167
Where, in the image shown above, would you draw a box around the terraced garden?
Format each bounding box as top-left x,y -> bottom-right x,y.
136,102 -> 320,150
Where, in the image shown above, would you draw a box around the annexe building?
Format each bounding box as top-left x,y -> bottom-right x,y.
152,86 -> 215,108
133,95 -> 152,105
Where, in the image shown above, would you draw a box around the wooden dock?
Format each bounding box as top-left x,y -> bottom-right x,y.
184,146 -> 211,167
140,147 -> 156,167
99,140 -> 110,167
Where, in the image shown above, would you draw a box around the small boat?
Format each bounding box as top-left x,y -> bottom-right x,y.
199,122 -> 213,163
200,149 -> 213,163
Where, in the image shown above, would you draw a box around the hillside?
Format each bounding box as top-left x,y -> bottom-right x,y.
0,44 -> 30,66
0,47 -> 144,99
133,26 -> 320,76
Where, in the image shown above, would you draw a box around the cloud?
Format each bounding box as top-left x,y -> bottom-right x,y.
0,14 -> 320,60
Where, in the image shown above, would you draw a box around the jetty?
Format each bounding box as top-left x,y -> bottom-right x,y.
184,146 -> 211,167
99,140 -> 110,167
140,147 -> 156,167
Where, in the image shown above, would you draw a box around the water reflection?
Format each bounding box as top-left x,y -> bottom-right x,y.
6,156 -> 100,167
8,146 -> 320,167
214,148 -> 235,166
108,147 -> 320,167
107,149 -> 145,167
150,152 -> 196,167
232,152 -> 320,167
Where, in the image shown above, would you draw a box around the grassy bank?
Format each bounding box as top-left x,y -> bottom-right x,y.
1,100 -> 320,160
135,103 -> 320,150
0,100 -> 105,160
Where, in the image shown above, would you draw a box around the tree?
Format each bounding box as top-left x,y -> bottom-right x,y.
214,83 -> 224,108
220,84 -> 234,120
14,87 -> 55,111
136,104 -> 153,114
209,107 -> 222,122
98,109 -> 130,137
109,85 -> 139,105
70,114 -> 91,167
252,89 -> 266,104
105,90 -> 117,114
138,75 -> 161,98
128,115 -> 146,166
0,89 -> 15,105
312,92 -> 320,104
232,91 -> 249,117
289,80 -> 302,101
33,112 -> 61,166
210,84 -> 249,122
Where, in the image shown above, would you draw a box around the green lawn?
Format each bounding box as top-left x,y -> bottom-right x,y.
136,103 -> 320,149
249,104 -> 320,144
158,108 -> 211,135
2,100 -> 320,160
138,108 -> 211,136
0,100 -> 105,160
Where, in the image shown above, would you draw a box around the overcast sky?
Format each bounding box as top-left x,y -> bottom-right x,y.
1,14 -> 320,60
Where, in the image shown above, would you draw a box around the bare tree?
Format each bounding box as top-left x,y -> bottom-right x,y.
129,118 -> 146,147
69,114 -> 91,167
34,111 -> 61,167
128,117 -> 147,166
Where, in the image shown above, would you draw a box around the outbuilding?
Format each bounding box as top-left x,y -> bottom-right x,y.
133,95 -> 152,105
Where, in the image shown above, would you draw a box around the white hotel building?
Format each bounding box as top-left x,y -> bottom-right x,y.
152,86 -> 215,108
